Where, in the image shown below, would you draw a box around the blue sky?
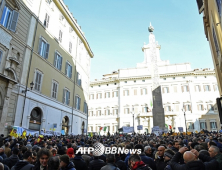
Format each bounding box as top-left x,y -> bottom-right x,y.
64,0 -> 212,81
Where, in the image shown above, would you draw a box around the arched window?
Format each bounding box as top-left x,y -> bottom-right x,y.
29,108 -> 42,131
62,116 -> 69,135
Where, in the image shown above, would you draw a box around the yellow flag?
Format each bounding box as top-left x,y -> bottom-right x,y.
53,128 -> 55,131
183,132 -> 186,135
50,128 -> 52,131
90,132 -> 93,137
162,133 -> 166,137
195,130 -> 198,133
187,132 -> 191,135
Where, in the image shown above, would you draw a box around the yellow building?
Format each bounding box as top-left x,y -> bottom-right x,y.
0,0 -> 93,135
197,0 -> 222,126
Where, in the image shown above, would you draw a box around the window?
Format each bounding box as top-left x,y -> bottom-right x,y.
89,111 -> 93,117
44,13 -> 50,28
107,110 -> 110,115
134,80 -> 136,83
210,121 -> 217,129
75,95 -> 81,110
54,52 -> 62,70
113,91 -> 118,97
83,102 -> 88,114
197,104 -> 204,111
63,89 -> 70,105
162,87 -> 169,93
34,71 -> 43,92
97,93 -> 102,99
204,85 -> 211,91
0,6 -> 19,32
165,106 -> 171,112
216,0 -> 222,16
59,30 -> 63,42
141,88 -> 147,95
142,80 -> 145,82
124,90 -> 129,96
51,81 -> 58,99
124,108 -> 129,114
0,50 -> 2,64
207,104 -> 214,111
183,77 -> 186,79
163,78 -> 166,80
90,94 -> 94,100
105,92 -> 110,98
184,105 -> 191,111
181,85 -> 189,92
213,27 -> 220,58
38,37 -> 50,59
214,84 -> 218,91
125,81 -> 127,83
143,107 -> 148,113
76,72 -> 81,86
97,110 -> 101,116
200,121 -> 207,130
69,42 -> 72,53
187,122 -> 194,130
65,62 -> 72,78
114,109 -> 118,115
195,85 -> 201,92
173,77 -> 175,80
114,83 -> 116,85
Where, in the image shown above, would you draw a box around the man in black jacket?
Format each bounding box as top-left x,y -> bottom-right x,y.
171,141 -> 179,153
11,151 -> 34,170
155,146 -> 166,170
0,148 -> 19,169
88,156 -> 106,170
70,152 -> 87,170
128,154 -> 151,170
115,153 -> 127,170
101,154 -> 120,170
170,147 -> 205,170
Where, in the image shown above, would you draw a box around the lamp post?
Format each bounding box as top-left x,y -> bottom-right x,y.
132,106 -> 135,133
183,108 -> 187,133
22,81 -> 34,93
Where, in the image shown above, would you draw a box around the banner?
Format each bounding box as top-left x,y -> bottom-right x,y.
152,126 -> 161,136
178,127 -> 183,133
137,125 -> 143,130
15,126 -> 39,137
61,130 -> 65,135
123,126 -> 134,133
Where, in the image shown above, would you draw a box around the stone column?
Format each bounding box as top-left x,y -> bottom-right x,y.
149,117 -> 153,133
0,82 -> 13,135
173,116 -> 177,129
27,115 -> 31,128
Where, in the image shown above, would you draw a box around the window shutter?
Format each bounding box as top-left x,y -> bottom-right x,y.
0,51 -> 2,64
205,122 -> 207,129
176,105 -> 179,111
169,106 -> 171,111
79,98 -> 81,110
181,86 -> 184,92
9,10 -> 19,32
199,85 -> 201,92
204,85 -> 206,92
105,93 -> 106,98
63,89 -> 66,103
70,66 -> 72,78
38,38 -> 43,54
75,96 -> 78,109
197,105 -> 199,111
112,92 -> 114,97
215,122 -> 217,128
45,43 -> 50,59
162,87 -> 164,94
59,56 -> 62,70
96,94 -> 98,99
68,91 -> 70,105
46,15 -> 50,28
123,90 -> 125,96
209,85 -> 211,91
38,73 -> 42,91
65,62 -> 68,75
213,85 -> 216,91
184,105 -> 187,111
167,87 -> 170,93
195,86 -> 196,92
174,86 -> 177,93
128,90 -> 130,96
201,105 -> 204,111
192,123 -> 194,129
54,52 -> 57,67
187,85 -> 190,92
116,91 -> 118,97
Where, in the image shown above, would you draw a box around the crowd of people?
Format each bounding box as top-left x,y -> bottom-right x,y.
0,130 -> 221,170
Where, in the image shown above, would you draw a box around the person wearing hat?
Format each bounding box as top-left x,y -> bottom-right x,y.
60,154 -> 75,170
163,149 -> 175,170
66,148 -> 74,158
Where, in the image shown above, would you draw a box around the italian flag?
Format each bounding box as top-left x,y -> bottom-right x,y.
99,127 -> 103,131
103,127 -> 107,131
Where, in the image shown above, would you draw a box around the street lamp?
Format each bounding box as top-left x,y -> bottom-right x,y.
22,81 -> 34,93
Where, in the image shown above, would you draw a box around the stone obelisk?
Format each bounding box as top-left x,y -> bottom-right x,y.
147,23 -> 165,131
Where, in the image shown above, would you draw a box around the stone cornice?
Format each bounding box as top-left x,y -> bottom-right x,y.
90,70 -> 215,85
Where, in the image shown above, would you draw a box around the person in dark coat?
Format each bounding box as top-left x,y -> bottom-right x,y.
0,148 -> 7,159
171,141 -> 179,153
88,156 -> 106,170
101,154 -> 120,170
128,154 -> 151,170
155,146 -> 166,170
11,151 -> 34,170
170,147 -> 205,170
163,149 -> 175,170
115,153 -> 127,170
70,152 -> 87,170
60,155 -> 75,170
0,148 -> 19,169
135,144 -> 156,170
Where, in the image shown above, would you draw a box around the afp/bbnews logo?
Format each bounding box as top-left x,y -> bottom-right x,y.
76,142 -> 141,156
